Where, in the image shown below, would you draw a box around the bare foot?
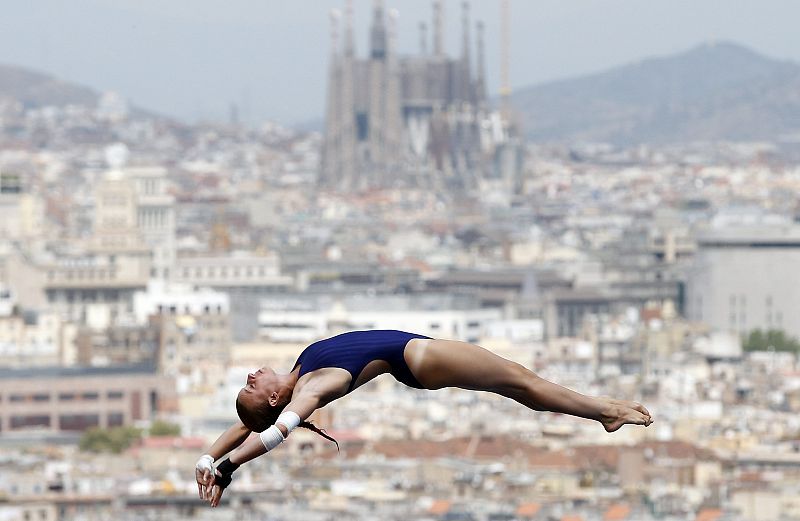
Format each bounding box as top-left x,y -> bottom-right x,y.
599,398 -> 653,433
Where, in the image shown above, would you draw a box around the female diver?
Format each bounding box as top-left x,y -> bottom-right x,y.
195,329 -> 652,506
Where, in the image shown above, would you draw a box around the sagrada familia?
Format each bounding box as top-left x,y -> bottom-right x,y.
321,0 -> 520,193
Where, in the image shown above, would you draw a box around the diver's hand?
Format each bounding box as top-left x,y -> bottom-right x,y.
208,458 -> 239,507
195,454 -> 215,500
209,482 -> 226,507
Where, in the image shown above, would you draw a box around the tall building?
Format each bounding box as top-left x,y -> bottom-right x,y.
128,166 -> 176,280
321,0 -> 501,192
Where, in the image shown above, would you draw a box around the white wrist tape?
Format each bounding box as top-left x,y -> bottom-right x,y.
196,454 -> 214,472
277,411 -> 301,433
259,425 -> 285,451
258,411 -> 301,452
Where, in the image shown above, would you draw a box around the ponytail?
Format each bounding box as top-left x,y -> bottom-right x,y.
299,420 -> 339,451
236,396 -> 339,450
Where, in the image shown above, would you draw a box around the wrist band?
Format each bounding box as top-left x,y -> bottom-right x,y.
258,411 -> 301,452
196,454 -> 214,471
216,458 -> 240,475
214,458 -> 239,490
259,425 -> 285,451
276,411 -> 301,433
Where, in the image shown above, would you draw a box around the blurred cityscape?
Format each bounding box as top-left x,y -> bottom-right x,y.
3,1 -> 800,521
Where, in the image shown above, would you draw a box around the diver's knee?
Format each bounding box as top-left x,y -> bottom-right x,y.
494,361 -> 534,393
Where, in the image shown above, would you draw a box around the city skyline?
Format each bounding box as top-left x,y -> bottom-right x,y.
2,0 -> 800,125
4,3 -> 800,519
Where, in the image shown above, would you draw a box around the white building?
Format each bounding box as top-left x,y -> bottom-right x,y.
258,294 -> 502,344
132,281 -> 229,325
687,225 -> 800,338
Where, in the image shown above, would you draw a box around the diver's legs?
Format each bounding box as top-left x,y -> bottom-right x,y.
406,338 -> 651,432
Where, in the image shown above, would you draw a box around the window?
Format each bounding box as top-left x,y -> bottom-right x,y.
59,414 -> 99,431
59,393 -> 76,401
81,392 -> 99,401
107,412 -> 124,427
10,415 -> 50,429
107,391 -> 124,400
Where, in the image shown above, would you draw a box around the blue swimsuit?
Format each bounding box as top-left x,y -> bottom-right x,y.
292,330 -> 433,393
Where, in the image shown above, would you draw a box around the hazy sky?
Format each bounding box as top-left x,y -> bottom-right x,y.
3,0 -> 800,126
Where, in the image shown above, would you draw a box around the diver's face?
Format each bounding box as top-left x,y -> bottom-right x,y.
242,367 -> 278,402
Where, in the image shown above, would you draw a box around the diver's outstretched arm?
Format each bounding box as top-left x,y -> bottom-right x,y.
206,393 -> 321,507
208,421 -> 251,459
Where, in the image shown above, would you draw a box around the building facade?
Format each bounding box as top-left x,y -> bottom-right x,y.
686,225 -> 800,338
128,166 -> 176,281
0,365 -> 176,433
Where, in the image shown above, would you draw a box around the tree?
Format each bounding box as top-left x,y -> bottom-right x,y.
743,329 -> 800,353
79,426 -> 141,453
149,420 -> 181,437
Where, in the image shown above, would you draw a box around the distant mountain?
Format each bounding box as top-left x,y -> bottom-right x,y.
0,63 -> 100,108
511,42 -> 800,145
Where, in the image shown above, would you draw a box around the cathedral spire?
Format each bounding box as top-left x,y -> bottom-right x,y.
329,9 -> 341,57
344,0 -> 355,57
432,0 -> 444,56
370,0 -> 387,60
321,9 -> 343,187
476,20 -> 486,103
461,2 -> 471,71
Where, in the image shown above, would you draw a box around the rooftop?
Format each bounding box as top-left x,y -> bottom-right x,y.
0,362 -> 157,380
